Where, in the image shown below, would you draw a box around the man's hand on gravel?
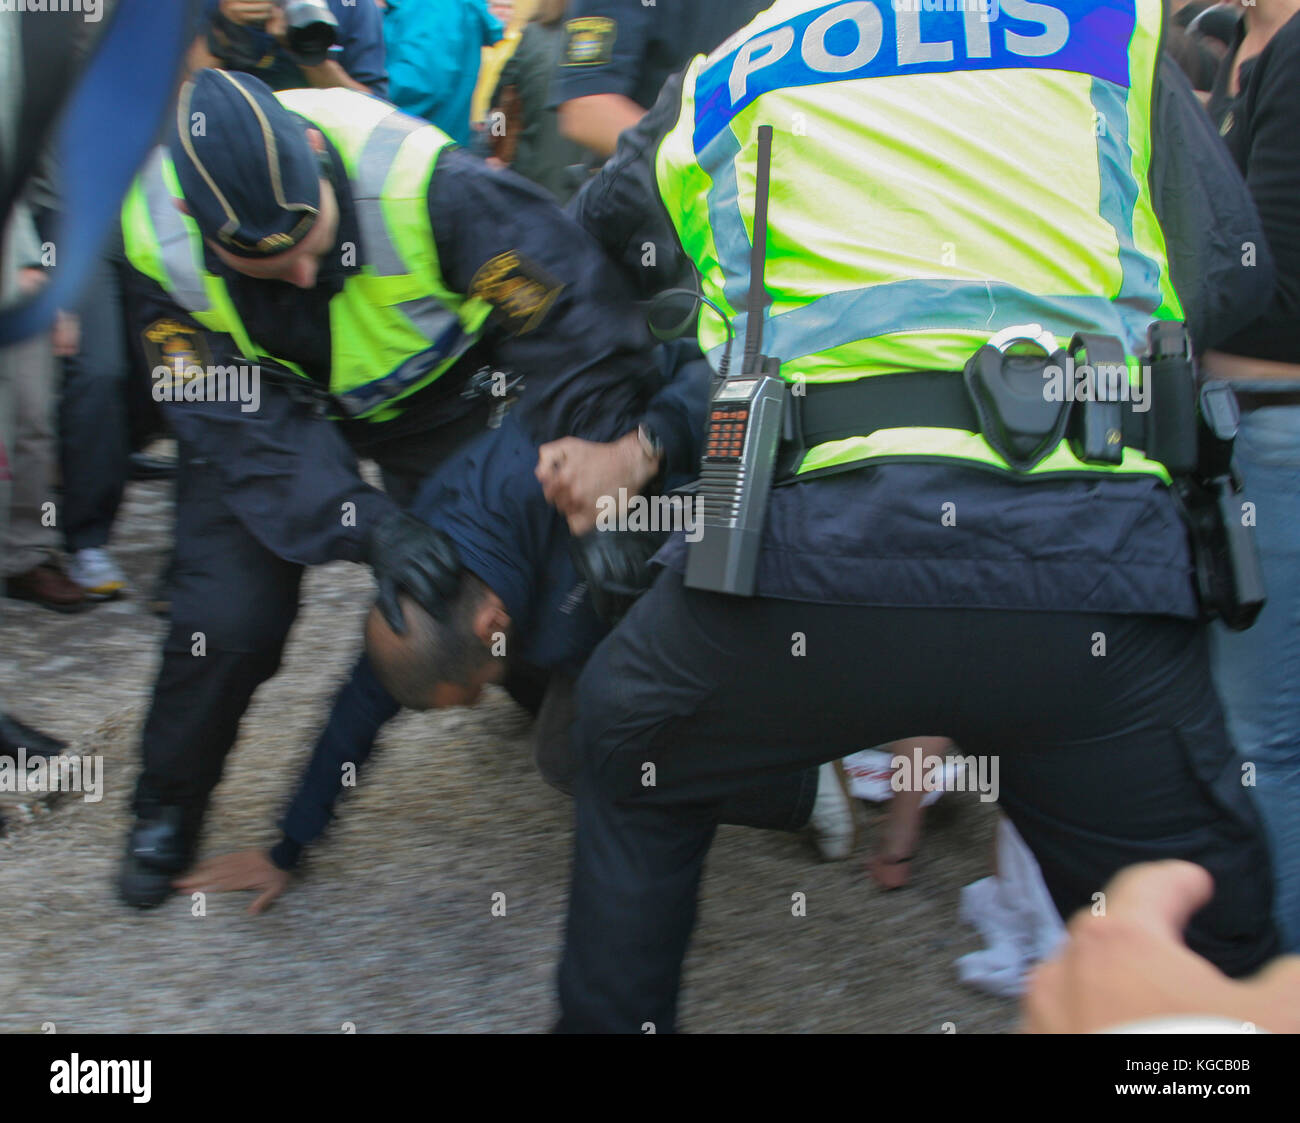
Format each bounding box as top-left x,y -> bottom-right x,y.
174,850 -> 292,916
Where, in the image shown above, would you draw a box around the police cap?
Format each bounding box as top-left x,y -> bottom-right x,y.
169,69 -> 322,259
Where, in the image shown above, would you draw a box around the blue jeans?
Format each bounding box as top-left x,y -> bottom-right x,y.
1210,403 -> 1300,953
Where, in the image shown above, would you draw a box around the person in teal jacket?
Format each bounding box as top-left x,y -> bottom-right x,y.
382,0 -> 503,145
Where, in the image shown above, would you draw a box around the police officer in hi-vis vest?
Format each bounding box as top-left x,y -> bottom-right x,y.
117,68 -> 670,908
544,0 -> 1283,1030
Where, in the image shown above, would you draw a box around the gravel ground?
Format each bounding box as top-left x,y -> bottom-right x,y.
0,466 -> 1017,1034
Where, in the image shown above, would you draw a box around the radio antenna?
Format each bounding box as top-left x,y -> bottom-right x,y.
742,125 -> 775,375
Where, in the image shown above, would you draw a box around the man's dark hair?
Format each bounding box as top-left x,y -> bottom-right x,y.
367,573 -> 497,708
1165,23 -> 1220,91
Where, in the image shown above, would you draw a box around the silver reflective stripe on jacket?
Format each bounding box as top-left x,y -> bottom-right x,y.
351,110 -> 464,348
140,147 -> 212,315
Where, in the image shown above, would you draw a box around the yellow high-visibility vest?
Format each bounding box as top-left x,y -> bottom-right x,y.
122,88 -> 491,422
656,0 -> 1181,481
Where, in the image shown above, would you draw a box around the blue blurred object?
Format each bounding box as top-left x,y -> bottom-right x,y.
0,0 -> 202,346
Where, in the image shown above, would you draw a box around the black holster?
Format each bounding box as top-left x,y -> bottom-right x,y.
1140,322 -> 1264,630
1175,375 -> 1267,631
963,343 -> 1073,471
960,320 -> 1266,630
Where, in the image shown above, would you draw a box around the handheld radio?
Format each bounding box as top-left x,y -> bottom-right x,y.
685,126 -> 788,597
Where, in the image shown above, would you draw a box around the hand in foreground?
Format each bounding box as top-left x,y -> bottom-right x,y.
174,850 -> 291,916
1023,860 -> 1300,1033
17,267 -> 46,297
536,432 -> 659,536
52,310 -> 80,358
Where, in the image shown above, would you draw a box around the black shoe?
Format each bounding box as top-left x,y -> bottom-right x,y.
0,713 -> 67,762
128,451 -> 177,481
6,561 -> 91,614
118,808 -> 195,909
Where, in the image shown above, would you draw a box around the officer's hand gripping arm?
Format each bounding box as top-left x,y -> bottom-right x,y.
365,511 -> 462,635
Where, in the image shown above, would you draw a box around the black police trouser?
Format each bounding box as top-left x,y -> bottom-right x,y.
131,407 -> 490,827
557,569 -> 1279,1032
531,671 -> 818,831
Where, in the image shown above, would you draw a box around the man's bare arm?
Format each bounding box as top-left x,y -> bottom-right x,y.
299,57 -> 374,94
185,33 -> 221,77
558,93 -> 645,159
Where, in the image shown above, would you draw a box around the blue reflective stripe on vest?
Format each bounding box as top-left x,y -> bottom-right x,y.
706,279 -> 1148,371
701,126 -> 753,318
1091,76 -> 1161,313
336,318 -> 470,415
398,295 -> 464,342
693,0 -> 1138,151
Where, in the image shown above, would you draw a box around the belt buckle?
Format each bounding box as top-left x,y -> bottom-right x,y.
987,323 -> 1059,358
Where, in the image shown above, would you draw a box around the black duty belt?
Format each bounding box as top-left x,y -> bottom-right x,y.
791,369 -> 1149,456
1232,388 -> 1300,411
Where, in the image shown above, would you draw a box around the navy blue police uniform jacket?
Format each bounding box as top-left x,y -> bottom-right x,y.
126,142 -> 670,568
270,343 -> 710,861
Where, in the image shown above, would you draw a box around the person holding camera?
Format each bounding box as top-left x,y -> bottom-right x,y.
190,0 -> 388,97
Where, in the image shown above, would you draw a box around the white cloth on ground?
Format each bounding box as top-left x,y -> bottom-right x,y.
956,815 -> 1067,998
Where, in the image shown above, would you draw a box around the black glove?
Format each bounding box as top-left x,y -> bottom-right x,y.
367,512 -> 462,634
570,529 -> 667,626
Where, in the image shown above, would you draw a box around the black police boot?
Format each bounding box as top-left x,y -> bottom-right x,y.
118,807 -> 196,909
0,712 -> 68,762
127,450 -> 178,481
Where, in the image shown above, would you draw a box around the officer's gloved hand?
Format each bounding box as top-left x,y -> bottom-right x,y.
570,529 -> 667,626
367,512 -> 462,634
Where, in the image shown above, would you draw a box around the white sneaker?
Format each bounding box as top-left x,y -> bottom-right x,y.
808,760 -> 856,861
67,547 -> 126,600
